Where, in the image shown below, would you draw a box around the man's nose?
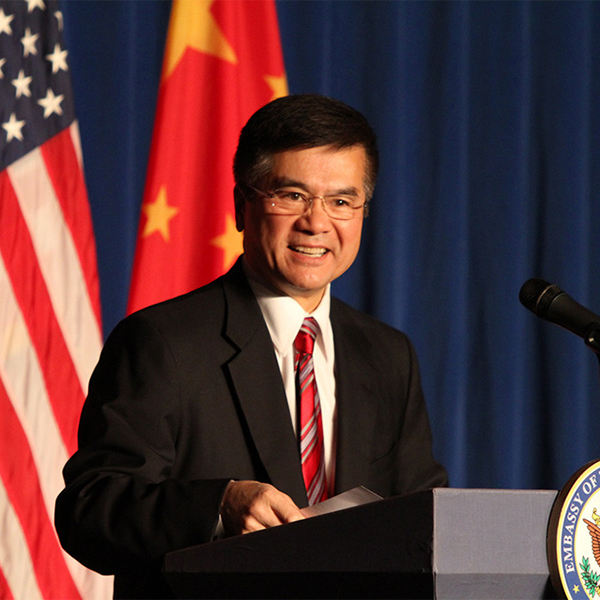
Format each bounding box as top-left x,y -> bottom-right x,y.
297,197 -> 332,231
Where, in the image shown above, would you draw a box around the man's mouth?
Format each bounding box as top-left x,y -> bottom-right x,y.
289,245 -> 328,258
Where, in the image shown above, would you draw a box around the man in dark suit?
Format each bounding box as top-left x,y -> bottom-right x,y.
55,94 -> 447,598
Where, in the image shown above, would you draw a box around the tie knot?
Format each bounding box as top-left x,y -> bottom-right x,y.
294,317 -> 317,355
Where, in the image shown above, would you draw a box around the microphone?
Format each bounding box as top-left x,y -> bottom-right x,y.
519,278 -> 600,353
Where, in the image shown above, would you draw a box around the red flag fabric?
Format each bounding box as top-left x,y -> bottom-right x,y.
127,0 -> 288,313
0,1 -> 111,598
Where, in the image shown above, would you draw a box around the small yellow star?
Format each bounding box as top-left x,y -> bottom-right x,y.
163,0 -> 237,81
142,186 -> 179,241
573,584 -> 580,593
264,74 -> 288,101
210,213 -> 243,270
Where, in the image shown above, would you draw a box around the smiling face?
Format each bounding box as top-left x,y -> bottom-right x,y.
237,145 -> 367,312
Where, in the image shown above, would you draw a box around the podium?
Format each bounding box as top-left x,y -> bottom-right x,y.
164,488 -> 558,599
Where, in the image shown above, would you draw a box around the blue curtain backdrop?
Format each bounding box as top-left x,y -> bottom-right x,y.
60,1 -> 600,492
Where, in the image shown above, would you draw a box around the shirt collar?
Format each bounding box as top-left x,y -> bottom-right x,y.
243,258 -> 333,360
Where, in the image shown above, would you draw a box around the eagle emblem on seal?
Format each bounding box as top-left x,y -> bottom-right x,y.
582,510 -> 600,596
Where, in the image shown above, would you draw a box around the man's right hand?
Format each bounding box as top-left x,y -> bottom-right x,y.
220,480 -> 305,535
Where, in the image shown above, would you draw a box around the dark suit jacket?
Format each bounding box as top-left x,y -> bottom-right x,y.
55,259 -> 447,598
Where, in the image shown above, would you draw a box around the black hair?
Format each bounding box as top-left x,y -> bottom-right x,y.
233,94 -> 379,200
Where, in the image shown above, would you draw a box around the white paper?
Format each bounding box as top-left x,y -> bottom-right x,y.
300,486 -> 383,518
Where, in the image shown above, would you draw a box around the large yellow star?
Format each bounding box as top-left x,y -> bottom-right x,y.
142,186 -> 179,241
211,213 -> 244,270
264,74 -> 288,101
163,0 -> 237,81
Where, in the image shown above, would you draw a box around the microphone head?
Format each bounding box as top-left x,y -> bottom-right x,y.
519,278 -> 563,318
520,278 -> 600,352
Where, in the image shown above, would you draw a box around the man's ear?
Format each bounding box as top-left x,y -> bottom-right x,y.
233,185 -> 245,232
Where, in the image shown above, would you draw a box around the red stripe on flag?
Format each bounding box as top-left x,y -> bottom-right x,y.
0,567 -> 14,600
40,128 -> 102,329
0,171 -> 84,454
0,377 -> 81,600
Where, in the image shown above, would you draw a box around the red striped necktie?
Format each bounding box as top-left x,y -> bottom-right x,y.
294,317 -> 328,505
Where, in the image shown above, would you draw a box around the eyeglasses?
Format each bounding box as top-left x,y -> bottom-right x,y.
242,184 -> 368,220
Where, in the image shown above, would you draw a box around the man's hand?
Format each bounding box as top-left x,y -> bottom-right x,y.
220,480 -> 305,535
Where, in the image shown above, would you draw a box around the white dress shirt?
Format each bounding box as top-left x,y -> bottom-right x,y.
244,264 -> 337,495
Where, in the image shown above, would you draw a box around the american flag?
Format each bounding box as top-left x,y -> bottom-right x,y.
0,0 -> 111,597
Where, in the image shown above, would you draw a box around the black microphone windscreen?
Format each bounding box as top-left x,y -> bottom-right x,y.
518,278 -> 562,318
519,278 -> 600,353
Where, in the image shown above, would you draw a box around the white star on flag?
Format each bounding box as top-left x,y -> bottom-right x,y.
26,0 -> 45,13
0,58 -> 5,79
0,7 -> 14,34
2,113 -> 26,142
46,43 -> 68,73
21,26 -> 39,57
38,88 -> 64,117
13,69 -> 33,98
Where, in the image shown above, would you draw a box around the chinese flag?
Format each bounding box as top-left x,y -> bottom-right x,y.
127,0 -> 287,313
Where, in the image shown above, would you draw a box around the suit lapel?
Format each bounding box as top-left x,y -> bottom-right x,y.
221,264 -> 308,507
331,303 -> 379,495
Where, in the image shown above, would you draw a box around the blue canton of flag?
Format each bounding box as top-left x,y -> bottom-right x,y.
0,0 -> 74,170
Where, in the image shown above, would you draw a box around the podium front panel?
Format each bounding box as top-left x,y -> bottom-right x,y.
165,491 -> 435,598
433,488 -> 558,599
